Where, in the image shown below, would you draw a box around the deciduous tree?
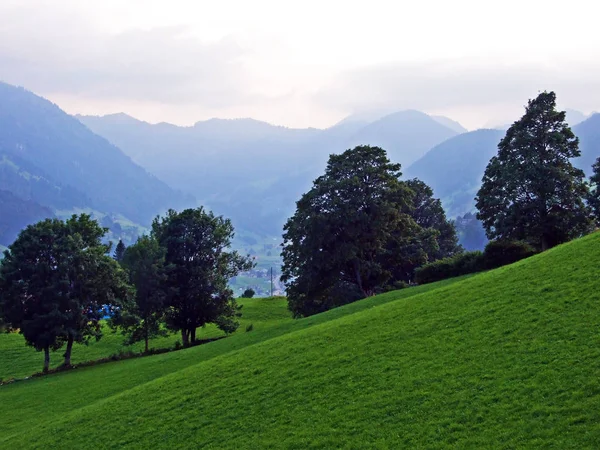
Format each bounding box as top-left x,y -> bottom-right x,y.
404,178 -> 462,260
152,208 -> 254,346
282,146 -> 450,317
241,288 -> 255,298
112,235 -> 167,352
0,215 -> 131,372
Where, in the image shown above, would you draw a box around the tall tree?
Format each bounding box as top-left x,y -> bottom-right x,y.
113,239 -> 126,262
282,146 -> 429,317
61,215 -> 132,366
590,157 -> 600,227
476,91 -> 593,251
0,220 -> 67,372
404,178 -> 462,259
0,215 -> 131,372
379,179 -> 463,285
152,208 -> 254,346
112,235 -> 167,352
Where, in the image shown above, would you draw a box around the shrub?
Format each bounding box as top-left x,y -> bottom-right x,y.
483,240 -> 537,270
415,251 -> 484,285
246,323 -> 254,332
379,280 -> 409,293
415,240 -> 538,284
241,288 -> 255,298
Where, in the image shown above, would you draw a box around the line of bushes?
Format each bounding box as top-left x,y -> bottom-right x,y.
415,240 -> 537,285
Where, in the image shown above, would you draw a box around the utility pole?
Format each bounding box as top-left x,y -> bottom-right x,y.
270,266 -> 274,297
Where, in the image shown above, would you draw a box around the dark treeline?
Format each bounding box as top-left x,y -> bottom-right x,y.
1,90 -> 600,370
282,91 -> 600,317
0,208 -> 253,372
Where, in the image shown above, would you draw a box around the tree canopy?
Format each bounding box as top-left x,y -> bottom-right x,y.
590,157 -> 600,227
476,91 -> 593,251
282,145 -> 459,317
404,178 -> 462,260
112,235 -> 167,352
241,288 -> 255,299
113,239 -> 126,262
152,208 -> 254,346
0,215 -> 131,372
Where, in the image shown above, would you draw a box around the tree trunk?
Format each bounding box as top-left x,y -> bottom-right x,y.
354,261 -> 368,298
541,235 -> 549,252
181,328 -> 189,347
63,334 -> 74,367
190,327 -> 196,344
43,346 -> 50,373
144,319 -> 149,353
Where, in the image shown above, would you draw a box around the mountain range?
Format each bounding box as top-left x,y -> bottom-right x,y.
78,110 -> 461,236
0,82 -> 194,246
1,81 -> 598,253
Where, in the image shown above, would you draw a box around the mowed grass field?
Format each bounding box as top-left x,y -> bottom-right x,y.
0,296 -> 292,380
1,232 -> 600,448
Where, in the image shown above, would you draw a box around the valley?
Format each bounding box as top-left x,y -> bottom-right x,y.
1,3 -> 600,447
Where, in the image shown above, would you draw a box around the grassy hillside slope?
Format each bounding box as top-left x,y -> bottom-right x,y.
2,232 -> 600,448
0,279 -> 460,444
0,297 -> 291,380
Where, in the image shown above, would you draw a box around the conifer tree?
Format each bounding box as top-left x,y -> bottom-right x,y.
476,92 -> 592,250
589,157 -> 600,226
113,239 -> 126,262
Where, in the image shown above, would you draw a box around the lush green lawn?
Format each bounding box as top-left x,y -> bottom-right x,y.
0,296 -> 291,380
0,279 -> 459,444
2,232 -> 600,448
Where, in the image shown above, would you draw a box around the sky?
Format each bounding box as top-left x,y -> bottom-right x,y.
1,0 -> 599,129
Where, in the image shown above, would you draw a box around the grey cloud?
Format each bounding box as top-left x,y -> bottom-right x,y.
0,4 -> 253,108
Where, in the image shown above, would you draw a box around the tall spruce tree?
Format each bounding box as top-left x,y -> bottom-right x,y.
590,157 -> 600,226
152,208 -> 254,346
113,239 -> 126,262
476,92 -> 593,250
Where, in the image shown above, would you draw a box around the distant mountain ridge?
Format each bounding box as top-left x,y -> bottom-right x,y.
0,82 -> 195,243
344,110 -> 458,167
404,129 -> 505,217
573,113 -> 600,175
0,189 -> 54,246
78,109 -> 460,236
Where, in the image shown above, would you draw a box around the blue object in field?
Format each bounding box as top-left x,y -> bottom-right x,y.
102,305 -> 112,319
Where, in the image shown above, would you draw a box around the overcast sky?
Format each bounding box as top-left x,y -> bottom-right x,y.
1,0 -> 599,129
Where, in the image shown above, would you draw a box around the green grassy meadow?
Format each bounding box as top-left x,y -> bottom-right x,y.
1,232 -> 600,448
0,296 -> 292,381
